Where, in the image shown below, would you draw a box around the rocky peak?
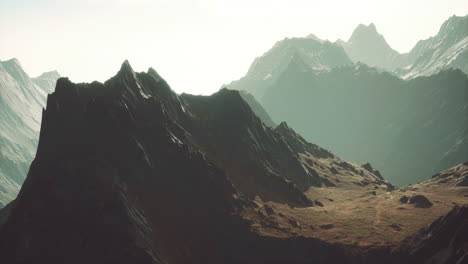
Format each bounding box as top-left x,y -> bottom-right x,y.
1,58 -> 21,68
348,23 -> 381,44
439,14 -> 468,36
0,58 -> 33,87
147,67 -> 163,82
35,70 -> 60,80
342,22 -> 405,70
306,33 -> 324,43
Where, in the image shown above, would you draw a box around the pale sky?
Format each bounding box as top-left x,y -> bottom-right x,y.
1,0 -> 467,95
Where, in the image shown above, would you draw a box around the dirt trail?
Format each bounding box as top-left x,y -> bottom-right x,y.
373,192 -> 395,228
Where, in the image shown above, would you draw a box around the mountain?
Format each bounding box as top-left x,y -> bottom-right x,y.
399,15 -> 468,78
225,37 -> 352,100
0,58 -> 60,207
256,61 -> 468,186
225,15 -> 468,187
32,70 -> 61,94
337,23 -> 408,70
238,90 -> 276,127
337,15 -> 468,77
0,61 -> 465,263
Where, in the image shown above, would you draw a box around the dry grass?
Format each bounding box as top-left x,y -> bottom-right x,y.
241,175 -> 468,247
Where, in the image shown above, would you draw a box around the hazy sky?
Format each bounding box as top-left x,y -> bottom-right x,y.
1,0 -> 467,95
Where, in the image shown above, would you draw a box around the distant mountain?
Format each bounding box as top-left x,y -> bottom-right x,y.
399,15 -> 468,78
226,15 -> 468,186
32,70 -> 61,94
337,23 -> 408,70
337,15 -> 468,77
225,37 -> 352,100
0,58 -> 59,207
256,61 -> 468,186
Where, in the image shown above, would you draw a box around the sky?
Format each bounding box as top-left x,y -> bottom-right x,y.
1,0 -> 467,95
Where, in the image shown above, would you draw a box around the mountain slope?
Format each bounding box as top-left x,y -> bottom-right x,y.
0,59 -> 59,207
226,37 -> 352,100
400,15 -> 468,78
238,90 -> 276,127
258,62 -> 468,186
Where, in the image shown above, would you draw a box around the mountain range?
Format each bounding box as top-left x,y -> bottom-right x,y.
338,15 -> 468,78
226,37 -> 352,100
227,14 -> 468,186
0,58 -> 59,207
0,61 -> 466,263
228,15 -> 468,102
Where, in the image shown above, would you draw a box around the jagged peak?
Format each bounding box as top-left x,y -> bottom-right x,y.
0,58 -> 24,71
117,59 -> 135,76
35,70 -> 60,80
277,121 -> 290,129
0,58 -> 32,81
0,57 -> 20,66
357,23 -> 377,32
306,33 -> 324,43
275,121 -> 297,135
349,23 -> 381,41
438,14 -> 468,35
147,67 -> 163,82
213,87 -> 243,100
53,77 -> 78,96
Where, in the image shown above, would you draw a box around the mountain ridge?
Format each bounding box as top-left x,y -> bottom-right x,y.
0,58 -> 60,207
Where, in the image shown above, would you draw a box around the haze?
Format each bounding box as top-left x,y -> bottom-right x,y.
1,0 -> 467,95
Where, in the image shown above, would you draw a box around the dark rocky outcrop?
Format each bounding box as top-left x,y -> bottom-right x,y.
402,206 -> 468,264
432,161 -> 468,187
400,195 -> 433,208
400,196 -> 409,204
362,163 -> 383,180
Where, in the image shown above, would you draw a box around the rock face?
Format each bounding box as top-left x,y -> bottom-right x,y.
399,15 -> 468,79
225,37 -> 352,100
338,23 -> 408,71
403,205 -> 468,264
431,161 -> 468,187
0,58 -> 60,207
0,61 -> 464,263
